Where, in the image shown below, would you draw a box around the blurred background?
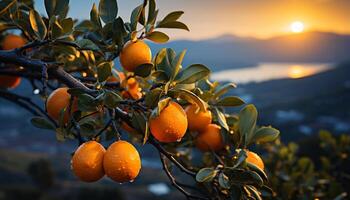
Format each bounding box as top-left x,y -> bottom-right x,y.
0,0 -> 349,199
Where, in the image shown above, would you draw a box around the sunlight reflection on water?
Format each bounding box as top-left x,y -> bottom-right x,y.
211,63 -> 333,84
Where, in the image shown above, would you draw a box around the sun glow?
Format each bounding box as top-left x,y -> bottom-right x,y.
288,65 -> 313,79
290,21 -> 305,33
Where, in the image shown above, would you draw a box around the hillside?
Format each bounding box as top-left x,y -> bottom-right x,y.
149,31 -> 350,70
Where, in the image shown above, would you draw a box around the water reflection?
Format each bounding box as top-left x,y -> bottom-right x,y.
211,63 -> 333,84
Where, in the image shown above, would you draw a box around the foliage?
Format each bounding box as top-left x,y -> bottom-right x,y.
0,0 -> 280,199
263,131 -> 350,200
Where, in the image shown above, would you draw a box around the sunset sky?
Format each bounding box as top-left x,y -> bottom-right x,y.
35,0 -> 350,40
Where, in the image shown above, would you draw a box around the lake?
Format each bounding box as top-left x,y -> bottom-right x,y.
211,62 -> 334,84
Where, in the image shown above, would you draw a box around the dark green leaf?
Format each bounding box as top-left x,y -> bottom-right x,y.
143,121 -> 149,145
218,172 -> 230,189
104,90 -> 122,108
97,62 -> 112,82
158,11 -> 184,25
44,0 -> 55,17
238,104 -> 257,145
157,21 -> 189,31
213,83 -> 237,99
76,39 -> 99,51
130,4 -> 143,31
196,168 -> 218,183
98,0 -> 118,24
175,64 -> 210,84
169,89 -> 207,112
134,63 -> 153,77
252,126 -> 280,143
229,170 -> 263,186
213,108 -> 229,131
29,9 -> 47,39
231,149 -> 247,168
216,96 -> 245,107
146,31 -> 169,43
147,0 -> 156,25
155,97 -> 171,116
31,117 -> 55,130
170,49 -> 186,81
145,88 -> 163,108
90,3 -> 102,29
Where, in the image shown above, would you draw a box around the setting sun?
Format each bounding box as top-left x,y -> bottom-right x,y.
290,21 -> 305,33
288,65 -> 312,78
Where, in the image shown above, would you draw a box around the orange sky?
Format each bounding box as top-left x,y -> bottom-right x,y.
36,0 -> 350,39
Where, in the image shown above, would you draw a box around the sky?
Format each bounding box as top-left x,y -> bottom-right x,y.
34,0 -> 350,40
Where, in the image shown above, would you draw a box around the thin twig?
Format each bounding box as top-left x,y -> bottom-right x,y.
160,154 -> 209,200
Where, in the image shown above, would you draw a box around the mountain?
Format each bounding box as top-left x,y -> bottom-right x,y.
149,31 -> 350,70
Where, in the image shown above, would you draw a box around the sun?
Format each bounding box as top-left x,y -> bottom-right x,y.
290,21 -> 305,33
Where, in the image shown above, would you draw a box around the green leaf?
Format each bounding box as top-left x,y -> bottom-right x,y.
55,128 -> 66,142
213,108 -> 229,131
169,89 -> 207,112
76,39 -> 99,51
247,162 -> 268,181
155,97 -> 171,116
170,49 -> 186,81
0,1 -> 17,17
252,126 -> 280,143
77,94 -> 97,112
145,88 -> 163,108
104,90 -> 122,108
131,111 -> 147,133
146,31 -> 169,43
238,104 -> 258,146
98,0 -> 118,24
175,64 -> 210,84
130,4 -> 143,31
157,21 -> 189,31
61,18 -> 73,35
218,172 -> 230,189
97,62 -> 112,82
196,168 -> 218,183
215,96 -> 245,107
29,9 -> 47,39
229,169 -> 263,186
213,83 -> 237,99
44,0 -> 69,18
51,21 -> 63,39
158,11 -> 184,25
44,0 -> 55,17
147,0 -> 156,25
90,3 -> 102,29
31,117 -> 55,130
231,149 -> 247,168
134,63 -> 153,77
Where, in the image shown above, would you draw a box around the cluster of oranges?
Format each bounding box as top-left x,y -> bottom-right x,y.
71,140 -> 141,183
0,34 -> 26,89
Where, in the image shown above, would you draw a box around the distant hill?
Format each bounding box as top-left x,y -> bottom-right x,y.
149,31 -> 350,70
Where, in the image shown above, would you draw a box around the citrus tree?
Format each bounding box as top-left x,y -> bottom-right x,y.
0,0 -> 280,199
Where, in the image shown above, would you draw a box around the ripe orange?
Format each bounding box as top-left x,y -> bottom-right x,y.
185,104 -> 212,132
2,34 -> 26,50
195,124 -> 224,152
0,75 -> 21,89
149,101 -> 188,143
103,140 -> 141,183
46,87 -> 77,123
121,78 -> 142,100
119,40 -> 152,72
246,151 -> 264,171
71,141 -> 106,182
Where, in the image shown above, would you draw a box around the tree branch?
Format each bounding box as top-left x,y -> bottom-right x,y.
160,154 -> 209,200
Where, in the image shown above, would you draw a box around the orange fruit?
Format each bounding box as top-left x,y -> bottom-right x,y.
119,40 -> 152,72
71,141 -> 106,182
185,104 -> 212,132
46,87 -> 77,123
2,34 -> 26,50
0,75 -> 21,89
246,151 -> 264,170
121,78 -> 142,100
103,140 -> 141,183
149,101 -> 188,143
195,124 -> 224,152
107,71 -> 125,83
